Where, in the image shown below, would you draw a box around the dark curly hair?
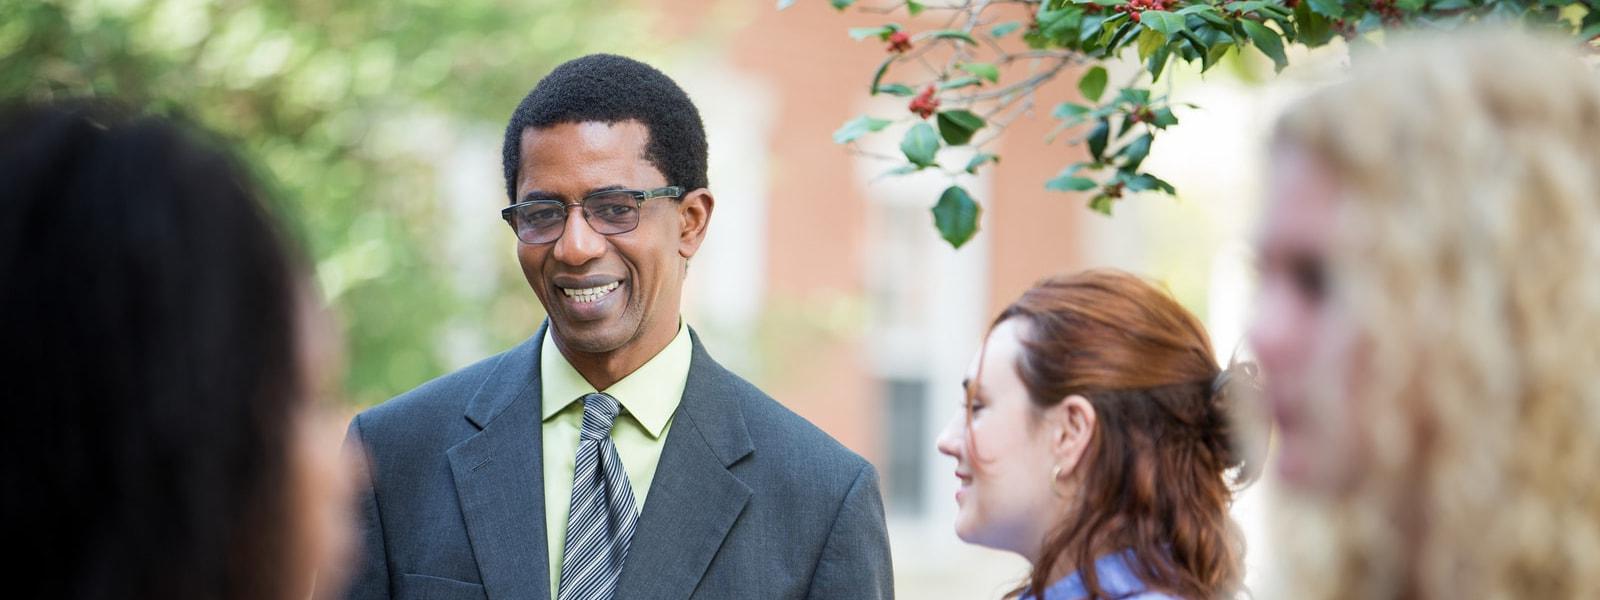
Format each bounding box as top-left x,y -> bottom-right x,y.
501,53 -> 709,202
0,101 -> 303,600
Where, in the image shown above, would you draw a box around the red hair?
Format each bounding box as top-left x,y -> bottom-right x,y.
970,270 -> 1260,599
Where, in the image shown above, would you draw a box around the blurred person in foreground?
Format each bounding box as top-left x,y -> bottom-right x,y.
1250,29 -> 1600,598
937,270 -> 1263,600
0,101 -> 355,599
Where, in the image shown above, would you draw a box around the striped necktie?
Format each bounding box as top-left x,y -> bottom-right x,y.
557,392 -> 638,600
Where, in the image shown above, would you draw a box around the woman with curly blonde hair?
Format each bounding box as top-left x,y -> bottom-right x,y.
1249,29 -> 1600,598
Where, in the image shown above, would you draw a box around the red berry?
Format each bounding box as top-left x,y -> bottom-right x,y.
908,85 -> 940,119
886,31 -> 912,53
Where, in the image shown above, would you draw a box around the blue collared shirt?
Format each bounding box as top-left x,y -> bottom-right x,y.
1021,550 -> 1180,600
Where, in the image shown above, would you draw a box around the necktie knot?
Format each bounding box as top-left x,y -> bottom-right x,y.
579,393 -> 622,441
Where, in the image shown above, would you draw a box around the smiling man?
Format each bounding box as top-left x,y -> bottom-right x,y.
336,55 -> 893,600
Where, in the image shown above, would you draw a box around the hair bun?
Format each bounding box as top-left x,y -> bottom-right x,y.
1208,361 -> 1267,486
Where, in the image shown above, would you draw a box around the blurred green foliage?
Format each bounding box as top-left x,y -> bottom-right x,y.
0,0 -> 653,406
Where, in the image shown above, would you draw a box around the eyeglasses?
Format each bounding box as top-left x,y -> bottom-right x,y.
500,186 -> 683,244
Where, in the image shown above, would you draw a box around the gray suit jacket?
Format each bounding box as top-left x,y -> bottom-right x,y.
337,324 -> 894,600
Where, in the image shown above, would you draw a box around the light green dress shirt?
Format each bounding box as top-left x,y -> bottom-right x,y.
540,322 -> 690,599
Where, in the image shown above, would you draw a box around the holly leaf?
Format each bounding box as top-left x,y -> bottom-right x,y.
831,0 -> 856,9
901,122 -> 941,167
1140,10 -> 1186,36
907,0 -> 925,16
1124,172 -> 1177,194
965,152 -> 999,174
1088,194 -> 1117,215
1307,0 -> 1343,17
1119,133 -> 1153,171
1087,118 -> 1110,161
932,185 -> 982,248
874,164 -> 921,181
1046,173 -> 1099,192
958,62 -> 1000,83
849,24 -> 901,40
991,20 -> 1024,38
936,109 -> 986,145
938,76 -> 983,90
1150,107 -> 1178,128
1078,66 -> 1108,102
1241,20 -> 1289,72
925,30 -> 979,44
869,55 -> 894,94
876,83 -> 916,97
833,115 -> 893,144
1053,102 -> 1093,125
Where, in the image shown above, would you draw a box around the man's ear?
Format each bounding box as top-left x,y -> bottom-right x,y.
677,188 -> 713,259
1045,394 -> 1097,476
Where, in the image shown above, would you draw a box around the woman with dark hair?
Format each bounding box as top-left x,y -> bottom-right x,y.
0,101 -> 353,600
937,269 -> 1260,600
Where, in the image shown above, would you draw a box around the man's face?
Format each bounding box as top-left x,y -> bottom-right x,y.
513,120 -> 708,354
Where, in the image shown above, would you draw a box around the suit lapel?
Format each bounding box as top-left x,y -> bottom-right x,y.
446,324 -> 551,600
614,329 -> 755,599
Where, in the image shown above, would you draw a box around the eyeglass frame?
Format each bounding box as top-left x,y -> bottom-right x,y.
499,186 -> 684,244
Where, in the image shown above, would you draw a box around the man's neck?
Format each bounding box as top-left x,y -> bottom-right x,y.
552,319 -> 680,391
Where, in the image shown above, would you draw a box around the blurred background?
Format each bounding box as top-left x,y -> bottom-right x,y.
1,0 -> 1353,596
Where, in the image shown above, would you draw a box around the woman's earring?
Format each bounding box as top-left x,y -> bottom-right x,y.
1050,464 -> 1066,498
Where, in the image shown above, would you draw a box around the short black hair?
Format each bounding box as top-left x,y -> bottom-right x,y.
0,101 -> 301,600
501,53 -> 708,201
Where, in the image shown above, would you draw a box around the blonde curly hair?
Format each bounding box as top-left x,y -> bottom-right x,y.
1265,29 -> 1600,599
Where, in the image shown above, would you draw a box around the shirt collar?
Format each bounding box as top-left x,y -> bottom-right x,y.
1029,549 -> 1155,600
539,321 -> 690,439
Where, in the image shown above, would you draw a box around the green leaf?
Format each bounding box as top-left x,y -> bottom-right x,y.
938,76 -> 983,90
1147,43 -> 1172,84
1046,173 -> 1099,192
1087,118 -> 1110,161
849,24 -> 901,40
991,21 -> 1024,38
1293,1 -> 1334,46
1136,28 -> 1165,61
1203,41 -> 1232,71
901,122 -> 941,167
831,0 -> 856,9
958,62 -> 1000,83
1124,172 -> 1177,194
833,115 -> 893,144
907,0 -> 925,16
965,152 -> 999,174
1395,0 -> 1423,11
931,186 -> 982,248
1088,194 -> 1116,215
875,164 -> 921,181
1118,87 -> 1152,107
926,30 -> 979,44
1150,107 -> 1178,128
1306,0 -> 1343,18
1119,133 -> 1153,171
936,110 -> 986,145
876,83 -> 916,97
869,55 -> 894,95
1078,66 -> 1108,102
1241,20 -> 1289,72
1140,10 -> 1187,36
1053,102 -> 1092,123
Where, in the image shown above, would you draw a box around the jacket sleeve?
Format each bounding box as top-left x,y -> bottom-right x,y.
328,414 -> 392,600
804,462 -> 895,600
